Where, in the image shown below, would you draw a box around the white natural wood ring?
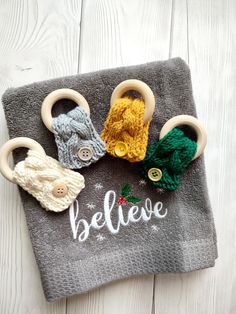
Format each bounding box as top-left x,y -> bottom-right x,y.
110,79 -> 155,124
0,137 -> 46,183
41,88 -> 90,132
159,115 -> 207,160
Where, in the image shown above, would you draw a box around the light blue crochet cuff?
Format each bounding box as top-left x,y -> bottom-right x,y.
52,107 -> 106,169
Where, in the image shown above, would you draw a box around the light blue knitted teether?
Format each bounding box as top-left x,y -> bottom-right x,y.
52,106 -> 106,169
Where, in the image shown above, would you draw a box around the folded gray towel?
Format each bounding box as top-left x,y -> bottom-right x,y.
2,58 -> 217,302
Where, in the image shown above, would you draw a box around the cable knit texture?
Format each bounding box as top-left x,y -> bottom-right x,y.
139,128 -> 197,191
101,96 -> 150,162
13,150 -> 85,212
52,107 -> 106,169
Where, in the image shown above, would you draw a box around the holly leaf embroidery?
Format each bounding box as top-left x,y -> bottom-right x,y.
126,195 -> 141,204
121,184 -> 131,197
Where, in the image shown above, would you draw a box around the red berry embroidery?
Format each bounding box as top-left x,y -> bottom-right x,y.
118,195 -> 127,205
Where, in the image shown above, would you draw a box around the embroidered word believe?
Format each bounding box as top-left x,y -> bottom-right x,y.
69,190 -> 167,242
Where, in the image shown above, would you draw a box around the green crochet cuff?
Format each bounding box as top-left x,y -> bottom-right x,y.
138,128 -> 197,191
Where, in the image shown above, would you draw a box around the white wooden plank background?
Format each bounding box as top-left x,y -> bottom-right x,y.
0,0 -> 235,313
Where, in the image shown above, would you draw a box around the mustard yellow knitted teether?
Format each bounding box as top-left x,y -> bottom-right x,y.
101,79 -> 155,162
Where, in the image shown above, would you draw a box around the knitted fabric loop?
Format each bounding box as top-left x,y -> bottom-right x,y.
52,107 -> 106,169
13,150 -> 85,212
101,97 -> 150,162
139,128 -> 197,191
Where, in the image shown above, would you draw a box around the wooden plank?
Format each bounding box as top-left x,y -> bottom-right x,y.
78,0 -> 173,73
188,1 -> 236,312
68,276 -> 154,314
66,1 -> 172,314
154,0 -> 236,313
168,0 -> 188,62
0,0 -> 82,312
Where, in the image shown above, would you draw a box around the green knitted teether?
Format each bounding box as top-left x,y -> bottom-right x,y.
139,128 -> 197,191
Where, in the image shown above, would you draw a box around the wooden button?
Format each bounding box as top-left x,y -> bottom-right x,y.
148,168 -> 162,182
77,146 -> 93,161
52,183 -> 68,198
114,141 -> 128,157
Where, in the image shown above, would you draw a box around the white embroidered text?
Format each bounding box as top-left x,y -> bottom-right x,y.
69,190 -> 167,242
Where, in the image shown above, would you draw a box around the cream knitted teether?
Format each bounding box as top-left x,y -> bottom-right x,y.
0,138 -> 85,212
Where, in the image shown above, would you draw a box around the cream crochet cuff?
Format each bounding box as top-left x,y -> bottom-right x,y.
13,150 -> 85,212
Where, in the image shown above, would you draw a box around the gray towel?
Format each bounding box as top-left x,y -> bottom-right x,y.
2,58 -> 217,302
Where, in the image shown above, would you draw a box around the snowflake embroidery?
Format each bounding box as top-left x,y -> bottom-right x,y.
156,188 -> 165,194
151,225 -> 159,233
94,183 -> 103,190
96,234 -> 106,242
86,202 -> 95,210
139,179 -> 147,186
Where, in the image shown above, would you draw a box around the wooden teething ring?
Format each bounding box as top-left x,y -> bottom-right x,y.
0,137 -> 45,183
41,88 -> 90,132
159,115 -> 207,160
110,79 -> 155,124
